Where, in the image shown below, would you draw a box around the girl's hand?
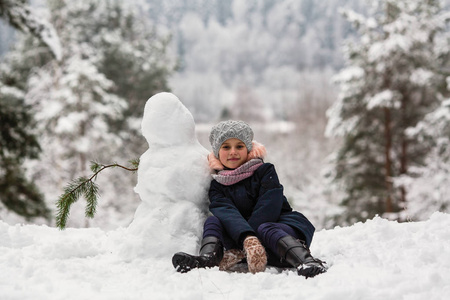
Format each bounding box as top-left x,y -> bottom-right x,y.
243,236 -> 267,274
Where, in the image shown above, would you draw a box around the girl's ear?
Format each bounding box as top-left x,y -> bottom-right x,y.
208,152 -> 225,171
247,141 -> 267,160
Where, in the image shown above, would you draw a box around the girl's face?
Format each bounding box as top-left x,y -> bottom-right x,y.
218,138 -> 248,169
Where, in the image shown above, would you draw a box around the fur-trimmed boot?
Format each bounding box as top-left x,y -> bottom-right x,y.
277,235 -> 327,278
172,236 -> 224,273
219,249 -> 245,271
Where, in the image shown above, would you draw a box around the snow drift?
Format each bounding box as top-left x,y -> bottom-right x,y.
1,213 -> 449,300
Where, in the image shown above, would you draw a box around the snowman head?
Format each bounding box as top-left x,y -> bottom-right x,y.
141,93 -> 196,146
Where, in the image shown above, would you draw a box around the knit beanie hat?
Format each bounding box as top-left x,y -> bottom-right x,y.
209,120 -> 254,158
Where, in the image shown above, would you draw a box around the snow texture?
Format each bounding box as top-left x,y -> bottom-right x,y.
1,213 -> 449,299
1,92 -> 450,299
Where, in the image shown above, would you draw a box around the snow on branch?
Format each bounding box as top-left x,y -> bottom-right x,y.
0,82 -> 25,99
366,90 -> 401,110
339,8 -> 377,32
0,0 -> 62,60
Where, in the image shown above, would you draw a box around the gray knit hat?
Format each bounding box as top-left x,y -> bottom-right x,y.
209,120 -> 254,158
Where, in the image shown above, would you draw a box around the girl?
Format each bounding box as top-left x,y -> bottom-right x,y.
172,120 -> 327,278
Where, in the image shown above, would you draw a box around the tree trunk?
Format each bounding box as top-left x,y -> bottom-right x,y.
400,96 -> 408,204
384,107 -> 393,213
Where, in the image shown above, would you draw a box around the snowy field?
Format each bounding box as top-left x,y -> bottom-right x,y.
2,212 -> 450,300
2,93 -> 449,300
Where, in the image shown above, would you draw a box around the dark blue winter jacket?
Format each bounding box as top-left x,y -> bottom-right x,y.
208,163 -> 315,248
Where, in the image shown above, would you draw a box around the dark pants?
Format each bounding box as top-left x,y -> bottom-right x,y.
202,216 -> 303,268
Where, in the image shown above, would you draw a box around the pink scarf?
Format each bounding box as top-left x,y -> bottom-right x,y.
212,158 -> 264,186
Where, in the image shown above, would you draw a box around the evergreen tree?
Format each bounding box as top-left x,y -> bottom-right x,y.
93,1 -> 173,138
399,97 -> 450,220
0,81 -> 50,220
0,0 -> 61,60
25,0 -> 173,228
325,0 -> 449,223
0,0 -> 57,221
1,0 -> 174,227
398,42 -> 450,220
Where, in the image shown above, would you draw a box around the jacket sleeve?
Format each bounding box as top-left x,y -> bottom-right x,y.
209,181 -> 255,244
247,164 -> 284,232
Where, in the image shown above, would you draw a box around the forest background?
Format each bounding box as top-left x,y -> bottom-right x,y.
1,0 -> 450,230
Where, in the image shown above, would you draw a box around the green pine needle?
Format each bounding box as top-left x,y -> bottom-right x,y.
129,158 -> 140,171
90,161 -> 102,173
84,180 -> 99,218
56,177 -> 87,229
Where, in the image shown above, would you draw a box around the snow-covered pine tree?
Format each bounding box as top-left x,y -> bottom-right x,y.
326,0 -> 449,223
26,53 -> 128,189
0,80 -> 50,221
0,0 -> 173,227
91,1 -> 173,138
397,40 -> 450,220
0,0 -> 61,60
26,0 -> 173,228
399,97 -> 450,220
0,0 -> 60,221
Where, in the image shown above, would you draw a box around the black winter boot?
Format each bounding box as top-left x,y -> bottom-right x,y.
172,236 -> 224,273
277,235 -> 327,278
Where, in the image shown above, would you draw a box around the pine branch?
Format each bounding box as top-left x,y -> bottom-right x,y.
129,158 -> 140,171
84,180 -> 99,218
56,160 -> 139,230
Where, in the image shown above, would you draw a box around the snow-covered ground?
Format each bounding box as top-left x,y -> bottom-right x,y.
2,212 -> 449,300
2,93 -> 449,299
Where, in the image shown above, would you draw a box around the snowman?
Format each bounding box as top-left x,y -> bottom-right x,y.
126,92 -> 211,259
